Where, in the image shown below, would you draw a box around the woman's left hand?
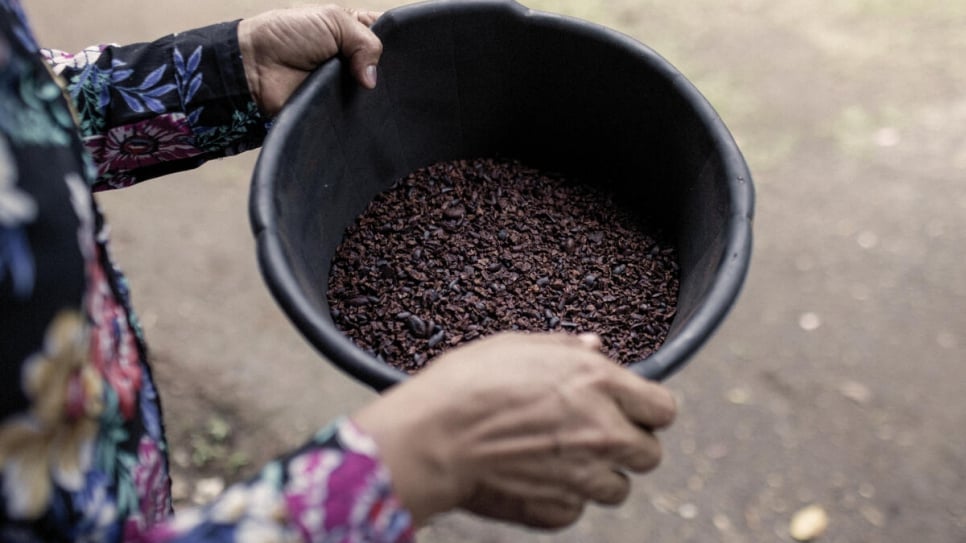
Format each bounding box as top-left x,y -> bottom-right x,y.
238,5 -> 383,116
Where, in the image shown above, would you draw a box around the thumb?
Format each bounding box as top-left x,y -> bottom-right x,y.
333,10 -> 383,88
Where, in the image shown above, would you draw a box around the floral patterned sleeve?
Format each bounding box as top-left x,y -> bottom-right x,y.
144,418 -> 414,543
41,21 -> 269,191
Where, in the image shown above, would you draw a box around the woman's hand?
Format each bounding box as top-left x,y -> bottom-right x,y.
352,332 -> 677,529
238,5 -> 383,116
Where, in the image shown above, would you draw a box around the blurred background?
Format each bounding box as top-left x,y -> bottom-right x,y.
25,1 -> 966,541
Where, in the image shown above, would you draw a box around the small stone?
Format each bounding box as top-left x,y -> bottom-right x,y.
705,443 -> 729,459
873,126 -> 900,147
798,312 -> 822,331
677,503 -> 698,519
839,380 -> 872,404
789,505 -> 829,541
172,448 -> 191,469
713,513 -> 732,531
936,331 -> 958,349
856,230 -> 879,249
860,505 -> 885,527
726,387 -> 751,405
171,478 -> 190,501
650,494 -> 675,515
192,477 -> 225,505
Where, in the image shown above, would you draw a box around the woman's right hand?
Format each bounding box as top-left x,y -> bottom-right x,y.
351,331 -> 676,529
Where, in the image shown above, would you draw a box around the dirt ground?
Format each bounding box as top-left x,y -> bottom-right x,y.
25,1 -> 966,542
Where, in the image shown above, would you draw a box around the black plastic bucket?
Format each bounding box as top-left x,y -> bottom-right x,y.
250,0 -> 754,391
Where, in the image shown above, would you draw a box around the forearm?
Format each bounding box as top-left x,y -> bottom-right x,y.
43,21 -> 268,191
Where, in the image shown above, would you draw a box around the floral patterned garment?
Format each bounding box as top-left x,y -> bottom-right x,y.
0,2 -> 413,542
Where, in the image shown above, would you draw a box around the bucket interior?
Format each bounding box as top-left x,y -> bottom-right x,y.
250,0 -> 754,389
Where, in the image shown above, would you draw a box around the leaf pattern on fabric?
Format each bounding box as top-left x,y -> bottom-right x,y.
45,23 -> 268,190
0,134 -> 37,298
194,102 -> 265,155
63,470 -> 121,543
0,54 -> 74,146
45,46 -> 111,137
110,60 -> 178,115
173,45 -> 204,126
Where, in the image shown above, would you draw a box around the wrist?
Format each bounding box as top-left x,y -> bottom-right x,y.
236,18 -> 263,112
351,386 -> 466,526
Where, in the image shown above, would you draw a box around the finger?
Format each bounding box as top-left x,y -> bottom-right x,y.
591,390 -> 667,472
576,332 -> 603,350
550,395 -> 663,473
603,369 -> 677,430
464,487 -> 585,529
577,467 -> 631,506
341,19 -> 382,89
462,485 -> 525,522
536,331 -> 604,352
546,450 -> 634,504
612,428 -> 663,473
346,8 -> 382,27
478,454 -> 635,504
471,458 -> 592,504
521,497 -> 585,529
330,9 -> 384,88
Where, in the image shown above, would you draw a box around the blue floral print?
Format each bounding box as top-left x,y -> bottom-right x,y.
173,45 -> 203,124
0,135 -> 36,298
111,60 -> 179,114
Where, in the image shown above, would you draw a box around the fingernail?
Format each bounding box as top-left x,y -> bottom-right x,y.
576,333 -> 602,350
365,65 -> 378,88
